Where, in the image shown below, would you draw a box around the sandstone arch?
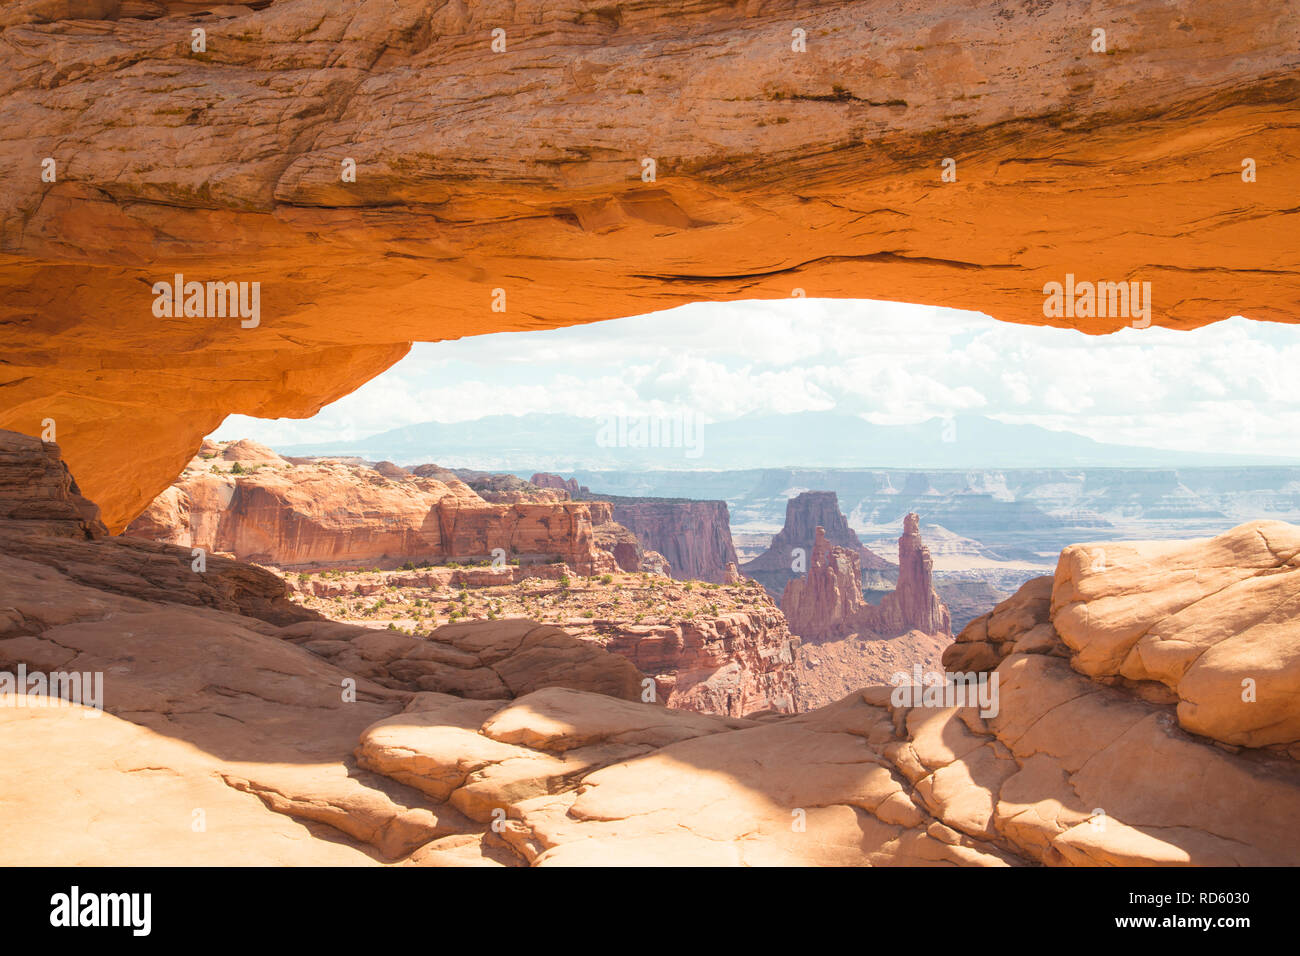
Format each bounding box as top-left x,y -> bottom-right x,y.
1,0 -> 1297,529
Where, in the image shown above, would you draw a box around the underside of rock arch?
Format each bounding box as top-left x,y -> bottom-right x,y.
1,0 -> 1298,529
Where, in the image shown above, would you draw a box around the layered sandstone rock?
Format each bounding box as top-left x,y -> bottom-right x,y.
530,474 -> 584,498
0,431 -> 107,540
585,499 -> 669,575
2,2 -> 1297,529
355,660 -> 1300,865
219,439 -> 288,466
743,491 -> 890,597
782,517 -> 952,708
127,445 -> 617,574
604,607 -> 800,717
0,431 -> 313,626
782,514 -> 948,641
947,520 -> 1300,753
284,618 -> 646,704
597,496 -> 739,583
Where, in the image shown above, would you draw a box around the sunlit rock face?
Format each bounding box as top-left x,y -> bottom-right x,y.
126,447 -> 619,574
2,0 -> 1297,528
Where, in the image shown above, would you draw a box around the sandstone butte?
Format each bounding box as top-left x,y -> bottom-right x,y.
0,1 -> 1296,532
5,429 -> 1300,866
784,514 -> 951,641
125,440 -> 623,574
783,516 -> 954,708
744,490 -> 892,596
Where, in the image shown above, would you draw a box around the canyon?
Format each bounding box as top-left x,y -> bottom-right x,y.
5,430 -> 1299,866
290,567 -> 799,719
126,443 -> 796,716
2,2 -> 1296,530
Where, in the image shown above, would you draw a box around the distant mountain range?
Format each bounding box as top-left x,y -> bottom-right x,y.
276,412 -> 1300,471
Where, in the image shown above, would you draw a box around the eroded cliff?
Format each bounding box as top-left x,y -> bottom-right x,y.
127,443 -> 618,574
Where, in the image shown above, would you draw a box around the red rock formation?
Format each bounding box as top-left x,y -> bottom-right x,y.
0,431 -> 107,540
530,473 -> 585,498
601,498 -> 739,584
889,513 -> 952,637
781,516 -> 951,710
219,440 -> 287,465
127,445 -> 616,574
783,515 -> 952,642
781,528 -> 869,642
585,500 -> 670,575
743,491 -> 890,596
604,608 -> 800,717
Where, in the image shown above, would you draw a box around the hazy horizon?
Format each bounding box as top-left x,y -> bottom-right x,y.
212,298 -> 1300,465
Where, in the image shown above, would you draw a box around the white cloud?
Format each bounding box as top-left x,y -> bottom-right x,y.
212,300 -> 1300,459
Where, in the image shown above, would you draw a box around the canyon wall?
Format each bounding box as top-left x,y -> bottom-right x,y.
596,496 -> 740,584
585,500 -> 671,575
127,447 -> 617,574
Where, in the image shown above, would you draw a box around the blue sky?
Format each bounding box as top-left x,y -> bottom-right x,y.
213,299 -> 1298,458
